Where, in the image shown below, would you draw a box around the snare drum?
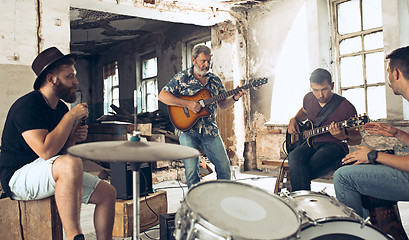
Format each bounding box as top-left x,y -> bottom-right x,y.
283,191 -> 393,240
175,180 -> 301,240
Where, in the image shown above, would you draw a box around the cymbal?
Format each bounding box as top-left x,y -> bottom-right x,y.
67,141 -> 200,162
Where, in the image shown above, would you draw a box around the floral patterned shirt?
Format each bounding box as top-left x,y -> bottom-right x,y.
162,66 -> 226,137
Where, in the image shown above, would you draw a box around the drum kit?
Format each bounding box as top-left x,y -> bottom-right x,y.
68,140 -> 396,240
176,181 -> 393,240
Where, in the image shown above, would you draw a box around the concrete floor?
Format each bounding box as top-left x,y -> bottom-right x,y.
75,169 -> 409,240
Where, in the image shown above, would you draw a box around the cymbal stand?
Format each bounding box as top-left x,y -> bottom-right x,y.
131,95 -> 141,240
131,162 -> 141,240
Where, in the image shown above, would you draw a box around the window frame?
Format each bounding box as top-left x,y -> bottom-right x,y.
103,61 -> 120,115
138,54 -> 158,113
330,0 -> 385,117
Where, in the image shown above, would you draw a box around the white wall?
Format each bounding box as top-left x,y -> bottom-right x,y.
0,0 -> 71,135
246,0 -> 331,124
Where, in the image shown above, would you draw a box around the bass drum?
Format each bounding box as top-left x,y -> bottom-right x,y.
282,190 -> 393,240
175,180 -> 301,240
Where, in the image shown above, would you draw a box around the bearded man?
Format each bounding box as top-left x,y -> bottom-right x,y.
0,47 -> 116,240
158,45 -> 245,188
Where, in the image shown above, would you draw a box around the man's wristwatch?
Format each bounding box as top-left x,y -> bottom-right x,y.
367,150 -> 378,164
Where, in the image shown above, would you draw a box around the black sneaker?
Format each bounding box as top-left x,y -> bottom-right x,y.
73,234 -> 85,240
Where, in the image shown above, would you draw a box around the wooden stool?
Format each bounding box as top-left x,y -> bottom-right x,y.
262,160 -> 291,194
362,195 -> 408,240
0,196 -> 63,240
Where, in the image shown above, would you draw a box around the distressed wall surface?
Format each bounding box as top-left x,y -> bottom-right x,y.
243,0 -> 409,170
0,0 -> 70,136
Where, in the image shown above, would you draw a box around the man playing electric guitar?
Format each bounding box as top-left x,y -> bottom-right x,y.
158,45 -> 245,188
287,68 -> 362,191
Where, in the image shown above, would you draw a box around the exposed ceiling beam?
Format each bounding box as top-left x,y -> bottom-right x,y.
70,0 -> 233,26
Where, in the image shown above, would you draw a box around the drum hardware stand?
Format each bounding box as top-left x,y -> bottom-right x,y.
186,220 -> 198,240
130,130 -> 142,240
361,216 -> 372,229
131,161 -> 141,240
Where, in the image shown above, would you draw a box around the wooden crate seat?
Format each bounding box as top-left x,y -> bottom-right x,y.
0,196 -> 63,240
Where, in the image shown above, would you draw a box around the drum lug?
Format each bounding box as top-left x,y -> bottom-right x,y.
318,187 -> 329,196
299,207 -> 318,226
279,190 -> 291,198
362,216 -> 372,228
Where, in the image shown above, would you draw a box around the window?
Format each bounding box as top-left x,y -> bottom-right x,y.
103,61 -> 119,115
137,56 -> 158,113
185,40 -> 211,69
330,0 -> 385,119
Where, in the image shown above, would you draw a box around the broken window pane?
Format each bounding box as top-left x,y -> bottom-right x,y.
342,88 -> 365,115
364,32 -> 383,51
112,74 -> 119,86
362,0 -> 382,30
142,57 -> 157,79
112,87 -> 119,101
367,86 -> 386,119
337,0 -> 360,35
340,36 -> 362,55
103,61 -> 119,115
366,52 -> 385,85
145,79 -> 158,112
139,78 -> 158,113
340,56 -> 363,88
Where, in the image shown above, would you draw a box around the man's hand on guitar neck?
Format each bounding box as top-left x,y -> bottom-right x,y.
218,87 -> 247,110
328,121 -> 348,140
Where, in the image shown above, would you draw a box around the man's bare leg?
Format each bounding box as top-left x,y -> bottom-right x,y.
88,181 -> 116,240
52,155 -> 84,240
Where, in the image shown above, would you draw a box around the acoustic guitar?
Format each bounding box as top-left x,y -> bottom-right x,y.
285,115 -> 369,154
168,78 -> 268,131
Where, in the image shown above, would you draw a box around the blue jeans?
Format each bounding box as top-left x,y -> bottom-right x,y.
288,142 -> 346,191
334,164 -> 409,217
179,131 -> 231,188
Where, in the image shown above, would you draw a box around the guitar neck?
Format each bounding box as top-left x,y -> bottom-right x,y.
203,83 -> 252,105
303,121 -> 347,139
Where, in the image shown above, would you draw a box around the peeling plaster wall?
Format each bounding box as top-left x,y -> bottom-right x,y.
212,19 -> 246,166
0,0 -> 70,136
243,0 -> 409,171
383,0 -> 409,119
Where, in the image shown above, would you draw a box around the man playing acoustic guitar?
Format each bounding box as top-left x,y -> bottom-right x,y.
287,68 -> 362,191
158,45 -> 245,188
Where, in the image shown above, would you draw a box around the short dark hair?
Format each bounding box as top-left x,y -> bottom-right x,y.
37,57 -> 76,86
309,68 -> 332,85
386,46 -> 409,80
192,45 -> 211,60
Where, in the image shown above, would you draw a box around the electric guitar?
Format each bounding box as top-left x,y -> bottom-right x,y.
168,78 -> 268,131
285,115 -> 369,154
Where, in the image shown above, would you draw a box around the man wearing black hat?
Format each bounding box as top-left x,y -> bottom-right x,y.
0,47 -> 116,240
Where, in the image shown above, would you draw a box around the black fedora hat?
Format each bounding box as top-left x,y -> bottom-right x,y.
32,47 -> 77,90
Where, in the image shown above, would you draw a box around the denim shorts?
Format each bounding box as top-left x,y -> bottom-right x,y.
9,156 -> 100,203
